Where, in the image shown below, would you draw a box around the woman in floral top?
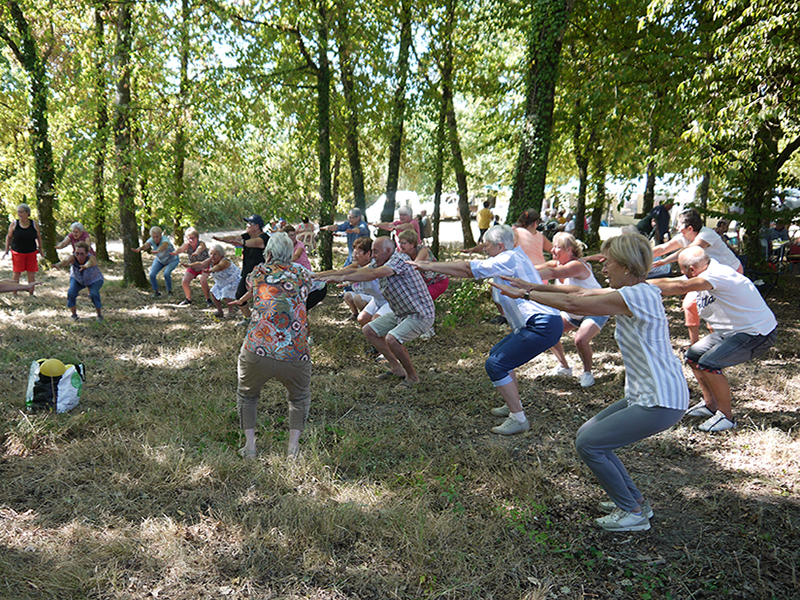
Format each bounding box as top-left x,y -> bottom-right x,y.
231,232 -> 312,458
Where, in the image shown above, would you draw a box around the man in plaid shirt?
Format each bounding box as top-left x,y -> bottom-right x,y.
316,237 -> 434,389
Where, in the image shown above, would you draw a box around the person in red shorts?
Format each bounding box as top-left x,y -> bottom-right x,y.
3,203 -> 42,293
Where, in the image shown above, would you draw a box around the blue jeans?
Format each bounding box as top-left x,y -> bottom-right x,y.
149,257 -> 179,293
485,313 -> 563,386
67,277 -> 103,308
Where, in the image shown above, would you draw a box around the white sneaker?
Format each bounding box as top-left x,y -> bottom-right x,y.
491,416 -> 530,435
550,366 -> 573,377
599,499 -> 653,519
595,507 -> 651,532
420,327 -> 435,340
490,405 -> 510,417
699,411 -> 736,432
579,372 -> 595,387
685,401 -> 714,418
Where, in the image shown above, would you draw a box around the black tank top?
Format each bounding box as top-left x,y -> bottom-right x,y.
11,220 -> 38,254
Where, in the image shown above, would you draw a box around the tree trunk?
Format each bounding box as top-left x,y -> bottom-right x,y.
441,0 -> 474,248
380,0 -> 412,227
641,120 -> 660,217
431,87 -> 447,259
316,0 -> 334,270
586,148 -> 606,249
113,0 -> 147,287
92,3 -> 110,261
336,4 -> 366,213
172,0 -> 190,246
508,0 -> 574,224
0,1 -> 58,263
572,107 -> 591,242
697,171 -> 710,222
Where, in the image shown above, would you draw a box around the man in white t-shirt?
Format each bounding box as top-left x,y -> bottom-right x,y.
651,247 -> 777,432
652,208 -> 743,344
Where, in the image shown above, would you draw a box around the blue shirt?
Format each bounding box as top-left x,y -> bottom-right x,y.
337,220 -> 371,265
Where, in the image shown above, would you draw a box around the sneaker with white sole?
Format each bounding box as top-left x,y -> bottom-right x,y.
685,401 -> 714,418
579,372 -> 595,387
491,416 -> 530,435
420,327 -> 436,340
595,507 -> 651,532
599,499 -> 653,520
699,410 -> 736,432
491,405 -> 510,417
550,366 -> 573,377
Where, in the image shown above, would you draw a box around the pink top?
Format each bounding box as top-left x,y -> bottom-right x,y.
394,219 -> 421,245
69,231 -> 95,255
514,226 -> 546,265
293,240 -> 312,270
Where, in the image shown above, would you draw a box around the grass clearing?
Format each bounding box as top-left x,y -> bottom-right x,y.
1,250 -> 798,599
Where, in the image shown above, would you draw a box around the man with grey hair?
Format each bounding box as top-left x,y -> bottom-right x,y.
316,236 -> 434,389
410,225 -> 563,435
651,246 -> 777,432
320,208 -> 371,266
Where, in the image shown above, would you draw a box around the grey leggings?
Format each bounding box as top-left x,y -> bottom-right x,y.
576,400 -> 685,513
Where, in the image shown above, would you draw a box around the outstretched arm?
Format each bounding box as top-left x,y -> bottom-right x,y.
491,278 -> 630,317
408,259 -> 474,279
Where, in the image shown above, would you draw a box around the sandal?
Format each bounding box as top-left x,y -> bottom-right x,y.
377,370 -> 405,380
238,447 -> 257,460
394,379 -> 419,390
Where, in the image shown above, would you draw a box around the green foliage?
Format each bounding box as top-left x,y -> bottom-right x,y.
441,279 -> 490,327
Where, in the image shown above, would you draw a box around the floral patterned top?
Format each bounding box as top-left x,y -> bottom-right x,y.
243,262 -> 311,361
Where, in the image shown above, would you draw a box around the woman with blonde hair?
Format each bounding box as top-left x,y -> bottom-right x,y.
491,232 -> 687,532
537,232 -> 608,387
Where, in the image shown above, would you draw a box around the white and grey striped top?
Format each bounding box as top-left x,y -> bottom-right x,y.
615,283 -> 689,410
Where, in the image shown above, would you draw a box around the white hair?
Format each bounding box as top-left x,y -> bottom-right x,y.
484,224 -> 515,251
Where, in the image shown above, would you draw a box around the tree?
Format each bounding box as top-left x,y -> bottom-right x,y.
508,0 -> 575,222
113,0 -> 147,287
0,0 -> 58,262
92,2 -> 111,261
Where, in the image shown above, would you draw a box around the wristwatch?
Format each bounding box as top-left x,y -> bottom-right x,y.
523,292 -> 530,301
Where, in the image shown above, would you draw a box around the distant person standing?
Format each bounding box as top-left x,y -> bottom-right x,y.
320,208 -> 370,266
213,215 -> 270,326
477,201 -> 493,243
3,203 -> 42,293
132,226 -> 180,298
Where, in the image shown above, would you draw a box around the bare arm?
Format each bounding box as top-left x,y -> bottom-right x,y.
132,241 -> 152,253
491,279 -> 631,317
317,264 -> 393,283
3,221 -> 15,255
408,259 -> 474,279
537,259 -> 589,282
212,234 -> 243,245
652,238 -> 682,258
55,235 -> 72,250
649,276 -> 713,296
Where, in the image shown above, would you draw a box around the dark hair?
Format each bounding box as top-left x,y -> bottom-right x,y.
678,208 -> 702,232
483,201 -> 490,208
516,208 -> 540,228
302,216 -> 310,223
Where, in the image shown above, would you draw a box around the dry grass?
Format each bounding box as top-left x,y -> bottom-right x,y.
0,251 -> 798,599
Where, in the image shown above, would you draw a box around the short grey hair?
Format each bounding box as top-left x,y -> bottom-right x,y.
70,222 -> 84,232
17,203 -> 31,216
484,224 -> 515,251
398,205 -> 413,217
265,232 -> 293,264
209,243 -> 225,257
149,226 -> 163,237
348,207 -> 362,219
679,246 -> 710,270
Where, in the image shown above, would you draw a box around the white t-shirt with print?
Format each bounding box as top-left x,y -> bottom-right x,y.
695,259 -> 777,335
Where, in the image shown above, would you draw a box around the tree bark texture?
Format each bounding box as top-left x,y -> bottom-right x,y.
508,0 -> 574,224
93,3 -> 110,261
316,0 -> 334,270
113,0 -> 147,287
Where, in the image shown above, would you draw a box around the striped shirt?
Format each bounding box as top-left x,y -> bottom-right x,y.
616,283 -> 688,410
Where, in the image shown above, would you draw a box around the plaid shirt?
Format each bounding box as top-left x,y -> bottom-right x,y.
379,252 -> 435,320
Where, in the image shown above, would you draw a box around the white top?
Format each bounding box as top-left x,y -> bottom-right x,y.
695,259 -> 777,335
677,226 -> 741,271
354,259 -> 386,304
556,260 -> 603,321
616,283 -> 689,410
470,246 -> 560,333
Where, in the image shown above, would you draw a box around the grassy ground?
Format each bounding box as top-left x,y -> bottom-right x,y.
0,249 -> 798,600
